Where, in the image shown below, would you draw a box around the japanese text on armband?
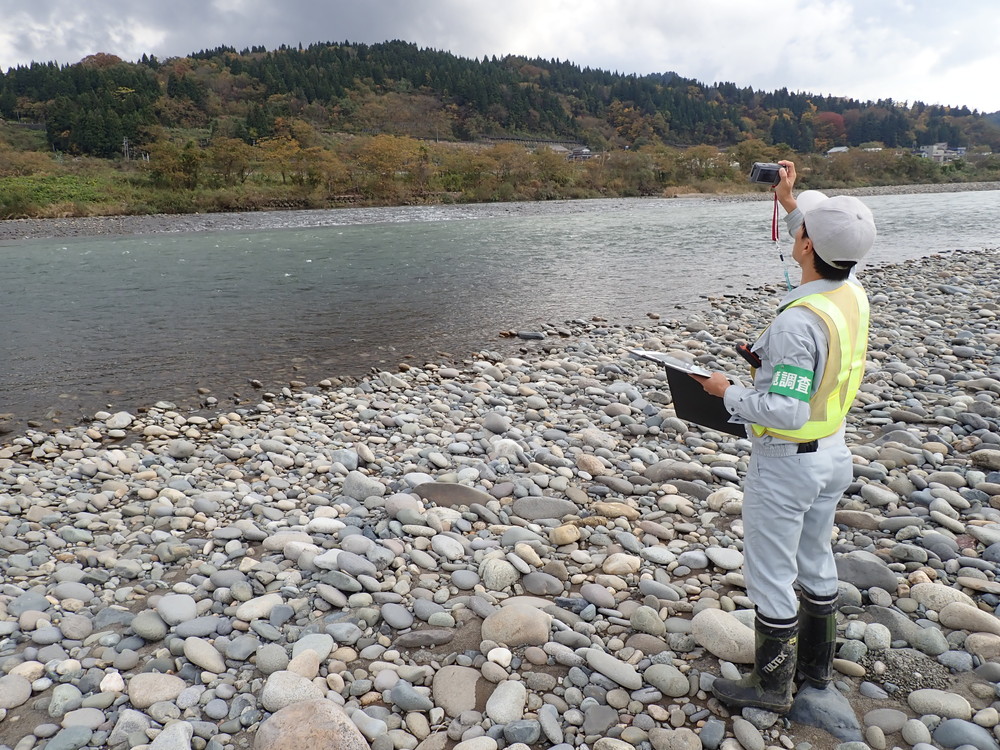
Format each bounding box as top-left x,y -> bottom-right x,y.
768,364 -> 814,402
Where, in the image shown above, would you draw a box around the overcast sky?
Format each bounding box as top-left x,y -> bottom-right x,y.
2,0 -> 997,113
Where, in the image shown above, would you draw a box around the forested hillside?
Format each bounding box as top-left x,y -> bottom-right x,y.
3,39 -> 999,156
1,40 -> 999,219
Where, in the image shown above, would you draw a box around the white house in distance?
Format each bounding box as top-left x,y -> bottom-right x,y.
917,142 -> 966,163
825,143 -> 966,164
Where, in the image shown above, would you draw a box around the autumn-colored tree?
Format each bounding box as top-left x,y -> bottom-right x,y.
270,117 -> 322,148
175,143 -> 204,189
822,151 -> 855,185
142,140 -> 191,188
638,144 -> 684,186
79,53 -> 124,69
727,138 -> 782,176
680,144 -> 724,180
258,135 -> 302,184
813,112 -> 847,152
355,134 -> 422,199
299,147 -> 348,191
408,144 -> 439,194
435,145 -> 492,193
141,140 -> 206,190
532,146 -> 573,188
154,95 -> 208,128
208,137 -> 255,185
603,150 -> 656,194
485,142 -> 533,183
606,100 -> 656,145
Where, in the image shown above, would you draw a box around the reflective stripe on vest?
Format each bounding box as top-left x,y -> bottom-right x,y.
752,282 -> 870,442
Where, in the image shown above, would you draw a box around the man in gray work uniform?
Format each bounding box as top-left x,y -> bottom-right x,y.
694,160 -> 876,713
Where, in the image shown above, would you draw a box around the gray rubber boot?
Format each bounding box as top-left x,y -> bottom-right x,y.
712,616 -> 797,714
797,589 -> 838,688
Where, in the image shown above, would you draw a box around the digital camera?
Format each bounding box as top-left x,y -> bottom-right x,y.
749,162 -> 782,185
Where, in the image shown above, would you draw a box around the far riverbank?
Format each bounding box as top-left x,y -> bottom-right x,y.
1,181 -> 998,243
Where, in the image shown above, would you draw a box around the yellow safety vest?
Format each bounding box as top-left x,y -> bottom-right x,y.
752,282 -> 870,442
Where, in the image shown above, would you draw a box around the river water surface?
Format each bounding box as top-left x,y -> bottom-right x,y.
2,191 -> 997,432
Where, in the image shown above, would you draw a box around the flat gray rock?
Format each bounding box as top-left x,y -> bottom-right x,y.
788,685 -> 863,743
511,496 -> 578,520
0,674 -> 31,709
413,482 -> 494,508
8,590 -> 50,616
932,718 -> 999,750
393,628 -> 455,648
835,550 -> 899,591
341,470 -> 385,500
432,665 -> 482,717
585,649 -> 642,689
645,459 -> 712,482
381,602 -> 415,630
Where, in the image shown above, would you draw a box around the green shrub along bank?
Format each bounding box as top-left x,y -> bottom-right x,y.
2,127 -> 998,220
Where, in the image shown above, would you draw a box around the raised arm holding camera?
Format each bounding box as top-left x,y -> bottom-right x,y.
692,160 -> 877,713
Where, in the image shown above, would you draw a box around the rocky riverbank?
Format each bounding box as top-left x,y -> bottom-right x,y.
1,182 -> 997,242
2,247 -> 1000,750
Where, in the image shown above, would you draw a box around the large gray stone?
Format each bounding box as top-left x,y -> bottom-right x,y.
390,682 -> 434,712
907,688 -> 971,719
865,606 -> 922,644
645,460 -> 712,483
254,699 -> 370,750
485,680 -> 526,723
511,496 -> 578,521
691,608 -> 753,664
909,582 -> 975,612
643,663 -> 689,697
432,665 -> 483,717
393,629 -> 455,648
108,709 -> 151,746
260,671 -> 325,712
585,649 -> 642,690
788,684 -> 863,743
481,605 -> 551,647
155,593 -> 198,626
149,720 -> 194,750
0,674 -> 31,709
413,483 -> 494,508
381,602 -> 415,630
835,550 -> 899,591
933,718 -> 999,750
342,470 -> 386,500
8,590 -> 50,616
127,673 -> 186,709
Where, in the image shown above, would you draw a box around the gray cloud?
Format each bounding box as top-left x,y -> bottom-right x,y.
1,0 -> 997,112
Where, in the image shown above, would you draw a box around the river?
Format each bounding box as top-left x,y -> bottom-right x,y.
1,190 -> 997,433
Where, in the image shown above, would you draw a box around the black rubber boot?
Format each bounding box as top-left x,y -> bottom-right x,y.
712,615 -> 797,714
797,589 -> 838,688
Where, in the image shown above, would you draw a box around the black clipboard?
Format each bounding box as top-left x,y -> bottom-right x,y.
629,350 -> 745,437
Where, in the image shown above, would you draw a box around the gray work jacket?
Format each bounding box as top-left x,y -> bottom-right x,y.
722,208 -> 864,446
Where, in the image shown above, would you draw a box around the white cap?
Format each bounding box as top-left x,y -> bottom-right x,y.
802,194 -> 876,268
796,190 -> 828,215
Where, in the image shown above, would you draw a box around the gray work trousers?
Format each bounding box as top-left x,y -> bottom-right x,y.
741,441 -> 853,620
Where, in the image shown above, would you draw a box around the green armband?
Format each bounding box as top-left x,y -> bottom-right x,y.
768,364 -> 814,402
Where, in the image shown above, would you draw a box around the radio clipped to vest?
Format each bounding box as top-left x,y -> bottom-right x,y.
737,343 -> 762,369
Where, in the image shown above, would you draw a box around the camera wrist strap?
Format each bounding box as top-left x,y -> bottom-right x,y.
772,192 -> 793,291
